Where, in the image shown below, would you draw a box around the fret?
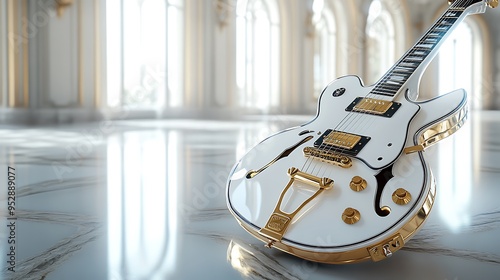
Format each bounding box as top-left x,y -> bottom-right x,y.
437,23 -> 452,28
399,62 -> 418,68
415,43 -> 434,50
388,75 -> 405,84
407,52 -> 425,58
383,77 -> 403,85
371,90 -> 394,97
391,73 -> 410,84
448,7 -> 465,11
369,0 -> 485,98
410,50 -> 430,56
376,83 -> 401,92
427,31 -> 446,38
434,26 -> 449,32
444,17 -> 458,23
422,37 -> 438,44
410,50 -> 428,56
371,90 -> 397,97
388,74 -> 406,81
404,56 -> 423,62
391,70 -> 411,77
393,66 -> 412,72
444,11 -> 461,17
394,66 -> 414,72
439,20 -> 454,26
377,78 -> 401,87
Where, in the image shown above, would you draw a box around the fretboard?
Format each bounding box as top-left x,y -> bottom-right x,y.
371,0 -> 483,97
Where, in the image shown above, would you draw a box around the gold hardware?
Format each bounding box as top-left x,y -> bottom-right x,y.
403,145 -> 424,155
259,167 -> 334,244
381,206 -> 391,214
323,131 -> 362,150
265,240 -> 275,248
382,244 -> 393,258
488,0 -> 499,8
232,177 -> 436,264
303,147 -> 352,168
368,234 -> 404,261
342,208 -> 361,225
55,0 -> 73,17
447,0 -> 456,5
419,106 -> 467,147
392,188 -> 412,205
405,104 -> 467,155
246,136 -> 313,179
350,176 -> 367,192
353,98 -> 394,115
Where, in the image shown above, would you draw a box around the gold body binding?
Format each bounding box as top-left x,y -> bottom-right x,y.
236,175 -> 435,264
405,103 -> 467,154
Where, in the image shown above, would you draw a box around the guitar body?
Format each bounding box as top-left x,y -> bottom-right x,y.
227,76 -> 467,263
227,0 -> 492,263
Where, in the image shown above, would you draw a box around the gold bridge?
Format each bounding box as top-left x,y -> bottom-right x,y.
259,167 -> 334,247
303,146 -> 352,168
346,97 -> 401,118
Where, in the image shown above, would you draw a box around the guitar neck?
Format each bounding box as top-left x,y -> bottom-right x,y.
372,0 -> 488,97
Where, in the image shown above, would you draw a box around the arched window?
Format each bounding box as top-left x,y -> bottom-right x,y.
434,16 -> 490,231
312,0 -> 336,99
436,21 -> 475,231
106,0 -> 184,108
236,0 -> 280,110
366,0 -> 396,85
439,19 -> 484,110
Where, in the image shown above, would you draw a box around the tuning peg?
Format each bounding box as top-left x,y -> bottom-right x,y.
487,0 -> 499,9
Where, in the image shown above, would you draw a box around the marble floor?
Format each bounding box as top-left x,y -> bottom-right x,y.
1,111 -> 500,280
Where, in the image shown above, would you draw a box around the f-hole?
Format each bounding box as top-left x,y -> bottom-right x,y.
374,164 -> 394,216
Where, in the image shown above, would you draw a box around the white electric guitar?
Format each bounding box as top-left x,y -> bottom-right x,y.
227,0 -> 497,263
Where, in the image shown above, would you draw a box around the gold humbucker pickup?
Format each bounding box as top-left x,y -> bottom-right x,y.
354,98 -> 393,115
314,129 -> 370,156
323,131 -> 361,150
346,97 -> 401,118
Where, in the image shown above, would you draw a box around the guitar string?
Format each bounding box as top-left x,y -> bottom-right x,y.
302,0 -> 470,179
315,0 -> 469,175
311,0 -> 470,178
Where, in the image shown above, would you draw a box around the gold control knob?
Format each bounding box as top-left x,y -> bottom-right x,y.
342,207 -> 361,224
392,188 -> 412,205
350,176 -> 367,192
488,0 -> 498,9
